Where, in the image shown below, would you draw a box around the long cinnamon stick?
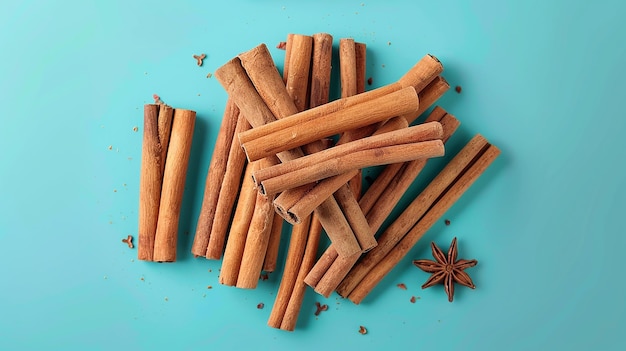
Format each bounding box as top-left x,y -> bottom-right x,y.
346,137 -> 501,303
270,33 -> 333,331
152,108 -> 196,262
192,100 -> 239,257
258,140 -> 445,195
337,135 -> 499,298
138,104 -> 173,261
240,86 -> 420,162
284,34 -> 313,112
219,162 -> 258,286
205,111 -> 250,259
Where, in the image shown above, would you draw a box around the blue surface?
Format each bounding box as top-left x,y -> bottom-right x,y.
1,1 -> 625,350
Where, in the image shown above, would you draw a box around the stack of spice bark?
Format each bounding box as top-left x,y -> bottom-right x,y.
188,33 -> 499,331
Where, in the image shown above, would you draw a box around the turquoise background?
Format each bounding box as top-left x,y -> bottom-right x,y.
1,0 -> 624,350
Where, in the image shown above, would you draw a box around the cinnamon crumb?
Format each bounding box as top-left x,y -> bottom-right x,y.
276,41 -> 287,50
193,53 -> 206,66
207,285 -> 212,289
132,126 -> 138,132
257,303 -> 264,309
455,85 -> 462,93
367,77 -> 373,85
410,296 -> 416,303
314,302 -> 328,316
153,94 -> 164,105
359,326 -> 367,335
397,283 -> 407,290
140,277 -> 145,282
164,297 -> 168,302
122,235 -> 134,249
206,72 -> 212,78
108,145 -> 112,150
387,41 -> 391,46
445,219 -> 451,226
260,273 -> 269,281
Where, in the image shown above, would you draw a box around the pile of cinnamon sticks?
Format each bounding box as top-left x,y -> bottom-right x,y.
181,32 -> 500,331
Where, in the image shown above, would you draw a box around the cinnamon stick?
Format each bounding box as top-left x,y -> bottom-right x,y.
279,215 -> 323,331
267,215 -> 312,328
152,108 -> 196,262
205,111 -> 250,259
138,104 -> 173,261
337,135 -> 499,299
346,139 -> 500,304
192,99 -> 239,257
309,33 -> 333,109
236,168 -> 277,289
284,34 -> 313,112
219,162 -> 258,286
240,86 -> 420,162
258,140 -> 445,195
339,38 -> 357,98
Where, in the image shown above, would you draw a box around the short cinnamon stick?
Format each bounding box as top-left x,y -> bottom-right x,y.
262,211 -> 284,273
280,216 -> 323,331
236,178 -> 277,288
267,215 -> 312,328
152,108 -> 196,262
219,162 -> 258,286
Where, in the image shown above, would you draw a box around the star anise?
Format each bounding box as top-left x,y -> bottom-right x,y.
412,237 -> 477,302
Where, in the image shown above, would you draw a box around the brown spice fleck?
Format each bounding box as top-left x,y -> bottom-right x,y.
410,296 -> 416,303
445,219 -> 451,226
455,85 -> 462,93
276,41 -> 287,50
257,303 -> 264,309
207,285 -> 212,289
132,126 -> 138,132
193,53 -> 206,66
206,72 -> 212,78
359,325 -> 367,335
122,235 -> 134,249
314,302 -> 328,316
397,283 -> 407,290
367,77 -> 373,85
260,273 -> 269,281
